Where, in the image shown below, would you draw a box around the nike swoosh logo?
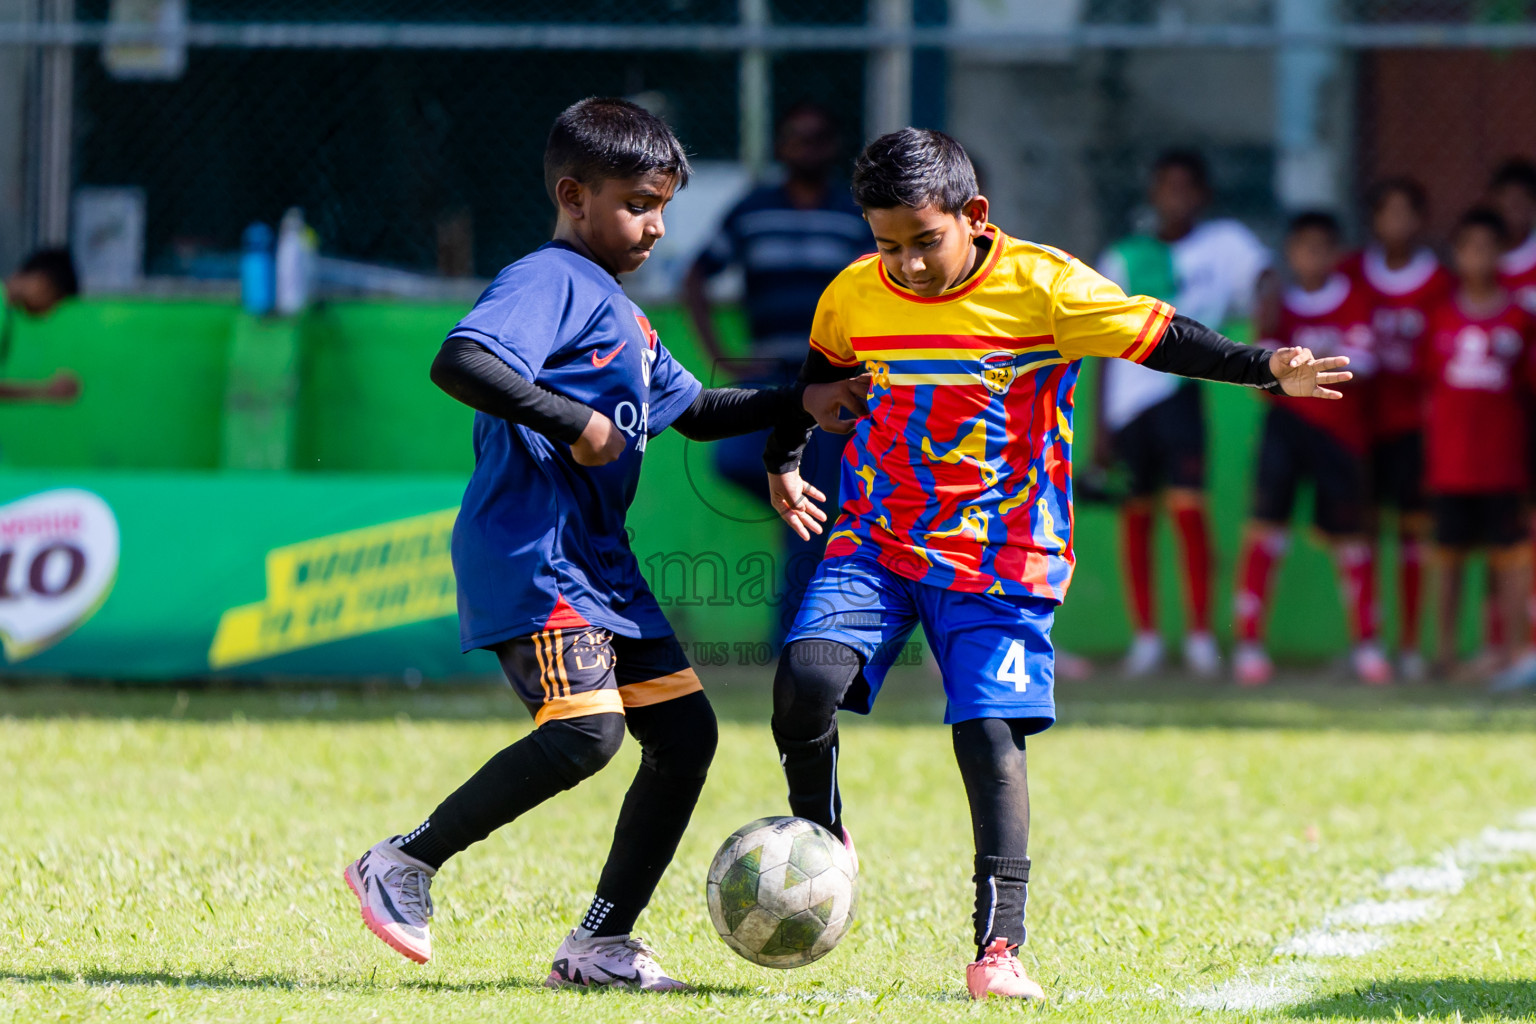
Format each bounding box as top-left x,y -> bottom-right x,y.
591,341 -> 626,368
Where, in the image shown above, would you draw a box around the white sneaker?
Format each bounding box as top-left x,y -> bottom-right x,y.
344,836 -> 435,964
1055,649 -> 1095,680
1489,650 -> 1536,692
1122,631 -> 1164,677
1352,643 -> 1393,686
545,932 -> 690,992
1398,650 -> 1427,683
1233,643 -> 1273,687
1183,632 -> 1222,678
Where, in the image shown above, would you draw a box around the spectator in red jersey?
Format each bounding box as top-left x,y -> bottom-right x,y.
1490,158 -> 1536,313
1488,160 -> 1536,659
1422,209 -> 1536,688
1339,179 -> 1452,681
1233,212 -> 1385,687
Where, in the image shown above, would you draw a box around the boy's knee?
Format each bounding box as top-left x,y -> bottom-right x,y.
533,712 -> 625,786
952,718 -> 1028,785
635,691 -> 718,780
772,640 -> 861,740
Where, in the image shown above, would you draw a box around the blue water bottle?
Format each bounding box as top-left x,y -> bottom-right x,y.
240,222 -> 275,315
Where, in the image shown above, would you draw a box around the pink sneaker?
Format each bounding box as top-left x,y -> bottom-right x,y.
1352,643 -> 1393,687
966,938 -> 1044,1001
840,825 -> 859,875
1233,643 -> 1273,688
344,836 -> 435,964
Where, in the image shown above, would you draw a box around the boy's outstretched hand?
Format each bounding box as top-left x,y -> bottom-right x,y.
768,470 -> 829,541
803,375 -> 871,434
1270,347 -> 1353,400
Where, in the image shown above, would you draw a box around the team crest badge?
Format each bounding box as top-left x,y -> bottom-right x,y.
980,351 -> 1018,395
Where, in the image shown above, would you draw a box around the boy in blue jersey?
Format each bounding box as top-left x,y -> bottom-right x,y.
343,98 -> 863,991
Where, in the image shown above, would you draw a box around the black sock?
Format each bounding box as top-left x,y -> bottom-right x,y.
774,723 -> 842,833
577,895 -> 618,938
402,713 -> 625,869
397,818 -> 456,870
771,640 -> 863,835
587,765 -> 708,937
585,692 -> 718,938
952,717 -> 1032,954
972,855 -> 1031,955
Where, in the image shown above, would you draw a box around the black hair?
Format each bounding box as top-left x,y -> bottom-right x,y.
1455,205 -> 1509,246
1490,157 -> 1536,200
776,101 -> 838,138
1366,176 -> 1428,217
851,128 -> 978,214
1151,148 -> 1210,192
543,97 -> 691,204
18,247 -> 78,297
1286,210 -> 1342,242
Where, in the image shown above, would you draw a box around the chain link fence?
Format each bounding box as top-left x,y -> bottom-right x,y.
3,0 -> 1535,293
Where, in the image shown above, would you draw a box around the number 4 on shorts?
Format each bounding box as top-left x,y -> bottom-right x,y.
998,640 -> 1029,692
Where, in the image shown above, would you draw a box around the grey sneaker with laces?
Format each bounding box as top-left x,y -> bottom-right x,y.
544,931 -> 690,991
343,836 -> 435,964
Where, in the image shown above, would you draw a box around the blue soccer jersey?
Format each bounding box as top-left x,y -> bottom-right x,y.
447,241 -> 702,650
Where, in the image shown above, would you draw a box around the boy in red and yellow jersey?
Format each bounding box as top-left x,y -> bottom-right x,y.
763,129 -> 1350,1001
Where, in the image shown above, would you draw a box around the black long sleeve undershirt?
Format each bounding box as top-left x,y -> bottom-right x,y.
432,335 -> 594,444
762,350 -> 858,473
430,335 -> 798,447
762,314 -> 1279,473
672,384 -> 802,441
1143,314 -> 1280,391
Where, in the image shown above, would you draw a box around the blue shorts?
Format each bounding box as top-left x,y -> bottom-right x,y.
785,553 -> 1057,730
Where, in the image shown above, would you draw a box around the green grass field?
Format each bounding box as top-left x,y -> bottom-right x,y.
5,671 -> 1536,1023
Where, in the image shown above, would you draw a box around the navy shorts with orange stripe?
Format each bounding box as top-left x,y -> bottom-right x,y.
492,628 -> 700,726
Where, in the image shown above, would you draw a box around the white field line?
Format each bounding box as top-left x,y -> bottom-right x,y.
1381,857 -> 1466,893
1180,964 -> 1320,1012
1177,810 -> 1536,1013
1324,898 -> 1440,928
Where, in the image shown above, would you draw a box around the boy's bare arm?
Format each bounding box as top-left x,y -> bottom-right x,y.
0,370 -> 79,402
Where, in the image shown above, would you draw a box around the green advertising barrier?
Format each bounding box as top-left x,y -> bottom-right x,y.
0,296 -> 1440,678
0,473 -> 493,679
0,459 -> 784,680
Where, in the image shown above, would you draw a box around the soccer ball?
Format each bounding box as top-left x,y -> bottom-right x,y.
706,816 -> 858,968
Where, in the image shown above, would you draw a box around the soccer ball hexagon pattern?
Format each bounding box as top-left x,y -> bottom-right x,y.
706,816 -> 858,968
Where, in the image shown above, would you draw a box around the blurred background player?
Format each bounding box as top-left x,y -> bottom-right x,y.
1490,158 -> 1536,313
1487,158 -> 1536,658
682,102 -> 869,644
1,247 -> 80,404
1422,209 -> 1536,686
1234,212 -> 1387,686
1094,149 -> 1269,678
1340,179 -> 1451,680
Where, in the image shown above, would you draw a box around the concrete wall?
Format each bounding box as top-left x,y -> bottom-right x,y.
949,47 -> 1279,257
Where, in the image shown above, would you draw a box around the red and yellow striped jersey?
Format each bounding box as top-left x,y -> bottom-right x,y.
810,226 -> 1173,601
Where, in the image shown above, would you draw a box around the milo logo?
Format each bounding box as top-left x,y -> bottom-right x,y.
0,489 -> 119,661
